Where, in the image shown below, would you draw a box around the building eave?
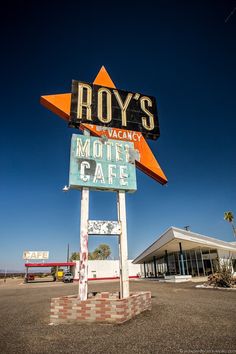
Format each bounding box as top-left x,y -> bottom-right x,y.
133,227 -> 236,264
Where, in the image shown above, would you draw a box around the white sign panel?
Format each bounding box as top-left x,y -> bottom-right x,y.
88,220 -> 121,235
23,251 -> 49,260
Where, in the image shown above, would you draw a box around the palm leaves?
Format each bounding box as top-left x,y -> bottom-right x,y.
70,244 -> 111,261
92,244 -> 111,260
224,211 -> 236,238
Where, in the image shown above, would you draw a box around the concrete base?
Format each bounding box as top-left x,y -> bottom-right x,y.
191,276 -> 208,283
163,275 -> 192,283
50,291 -> 151,325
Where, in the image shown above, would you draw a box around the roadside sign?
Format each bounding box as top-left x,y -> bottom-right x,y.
40,66 -> 168,301
23,251 -> 49,260
69,134 -> 137,192
40,66 -> 167,185
70,81 -> 159,140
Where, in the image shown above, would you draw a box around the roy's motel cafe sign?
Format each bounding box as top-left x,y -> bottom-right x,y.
40,67 -> 167,302
40,66 -> 167,187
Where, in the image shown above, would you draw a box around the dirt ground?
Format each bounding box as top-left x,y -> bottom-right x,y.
0,278 -> 235,354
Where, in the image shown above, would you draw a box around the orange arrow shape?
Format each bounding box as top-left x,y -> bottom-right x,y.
40,66 -> 167,185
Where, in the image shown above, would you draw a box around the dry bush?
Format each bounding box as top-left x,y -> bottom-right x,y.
207,258 -> 235,288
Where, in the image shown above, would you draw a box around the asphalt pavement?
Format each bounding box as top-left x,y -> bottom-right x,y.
0,278 -> 235,354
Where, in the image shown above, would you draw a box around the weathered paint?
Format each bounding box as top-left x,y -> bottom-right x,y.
88,220 -> 121,235
117,191 -> 129,298
69,134 -> 137,192
23,251 -> 49,260
79,187 -> 89,301
78,129 -> 90,301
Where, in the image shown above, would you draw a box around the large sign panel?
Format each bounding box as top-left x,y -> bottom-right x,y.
69,134 -> 137,192
23,251 -> 49,260
70,80 -> 160,140
40,66 -> 168,184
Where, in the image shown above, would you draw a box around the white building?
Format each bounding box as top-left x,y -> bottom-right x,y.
73,260 -> 140,281
133,227 -> 236,282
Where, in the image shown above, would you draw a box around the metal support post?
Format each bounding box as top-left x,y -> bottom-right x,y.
117,190 -> 129,298
79,129 -> 90,301
185,251 -> 189,275
67,243 -> 70,271
165,250 -> 170,275
78,187 -> 89,300
189,251 -> 194,276
195,250 -> 200,277
153,256 -> 157,278
118,228 -> 123,297
200,249 -> 206,276
179,242 -> 185,275
209,249 -> 214,274
143,262 -> 146,278
24,266 -> 28,283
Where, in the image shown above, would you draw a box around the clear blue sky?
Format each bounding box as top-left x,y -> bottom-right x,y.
0,0 -> 235,271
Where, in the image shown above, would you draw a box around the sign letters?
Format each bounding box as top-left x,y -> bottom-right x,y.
23,251 -> 49,260
69,134 -> 137,192
70,81 -> 160,140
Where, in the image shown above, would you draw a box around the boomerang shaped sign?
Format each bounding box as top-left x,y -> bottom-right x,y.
40,66 -> 167,185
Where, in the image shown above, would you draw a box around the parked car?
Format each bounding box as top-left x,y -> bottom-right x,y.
63,272 -> 74,283
25,274 -> 35,282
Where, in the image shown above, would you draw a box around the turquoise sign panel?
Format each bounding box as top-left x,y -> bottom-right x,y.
69,134 -> 137,192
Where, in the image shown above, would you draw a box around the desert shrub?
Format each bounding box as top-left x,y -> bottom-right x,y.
208,258 -> 234,288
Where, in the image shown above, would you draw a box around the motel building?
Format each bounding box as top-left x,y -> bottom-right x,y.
133,227 -> 236,282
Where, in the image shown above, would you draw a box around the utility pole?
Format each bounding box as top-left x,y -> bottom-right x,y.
67,243 -> 70,271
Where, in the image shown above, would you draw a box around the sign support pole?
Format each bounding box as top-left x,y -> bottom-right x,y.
117,190 -> 129,298
78,129 -> 90,301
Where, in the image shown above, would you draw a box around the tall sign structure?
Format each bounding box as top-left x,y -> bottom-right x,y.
41,67 -> 167,300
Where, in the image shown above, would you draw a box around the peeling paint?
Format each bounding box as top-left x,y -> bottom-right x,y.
88,220 -> 121,235
79,186 -> 89,301
128,148 -> 140,163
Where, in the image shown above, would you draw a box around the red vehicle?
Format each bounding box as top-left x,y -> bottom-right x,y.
25,274 -> 35,282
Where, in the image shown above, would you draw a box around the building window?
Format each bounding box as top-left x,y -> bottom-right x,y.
143,248 -> 220,278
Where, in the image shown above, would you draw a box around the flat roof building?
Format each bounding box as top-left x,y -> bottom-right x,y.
133,227 -> 236,282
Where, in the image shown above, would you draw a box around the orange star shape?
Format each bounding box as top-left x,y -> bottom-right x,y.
40,66 -> 167,185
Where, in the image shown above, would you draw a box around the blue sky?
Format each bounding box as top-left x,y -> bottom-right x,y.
0,1 -> 235,270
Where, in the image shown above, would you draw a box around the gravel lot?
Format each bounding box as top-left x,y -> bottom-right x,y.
0,278 -> 235,354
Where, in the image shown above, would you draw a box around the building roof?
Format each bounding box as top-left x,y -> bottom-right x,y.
25,262 -> 75,267
133,227 -> 236,264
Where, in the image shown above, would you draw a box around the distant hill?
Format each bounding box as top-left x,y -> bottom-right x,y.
0,269 -> 24,273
